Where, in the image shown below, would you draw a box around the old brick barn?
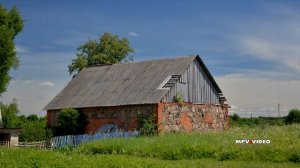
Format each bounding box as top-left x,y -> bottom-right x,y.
45,55 -> 229,133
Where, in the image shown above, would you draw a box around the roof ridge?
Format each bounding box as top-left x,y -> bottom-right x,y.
119,55 -> 197,65
88,55 -> 198,68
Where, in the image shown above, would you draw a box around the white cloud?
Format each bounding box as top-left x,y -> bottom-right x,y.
234,4 -> 300,74
216,74 -> 300,117
240,37 -> 300,72
220,5 -> 300,117
40,82 -> 55,86
127,31 -> 139,37
0,79 -> 67,116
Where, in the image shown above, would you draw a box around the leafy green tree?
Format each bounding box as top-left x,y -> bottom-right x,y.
27,114 -> 39,122
0,99 -> 20,128
286,109 -> 300,124
19,118 -> 52,142
53,108 -> 86,135
232,114 -> 240,121
68,32 -> 134,75
18,115 -> 27,122
0,109 -> 3,128
59,108 -> 79,133
0,5 -> 23,95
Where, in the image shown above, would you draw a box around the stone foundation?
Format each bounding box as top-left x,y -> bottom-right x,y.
157,102 -> 229,133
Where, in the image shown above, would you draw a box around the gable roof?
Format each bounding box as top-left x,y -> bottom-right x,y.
44,55 -> 222,110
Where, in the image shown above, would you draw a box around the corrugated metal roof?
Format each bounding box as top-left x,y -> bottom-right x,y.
44,56 -> 199,110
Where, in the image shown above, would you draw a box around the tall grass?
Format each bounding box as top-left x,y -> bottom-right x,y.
76,124 -> 300,162
0,149 -> 299,168
0,125 -> 299,167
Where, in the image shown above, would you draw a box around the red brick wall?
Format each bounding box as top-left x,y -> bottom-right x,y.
83,105 -> 157,133
47,104 -> 157,134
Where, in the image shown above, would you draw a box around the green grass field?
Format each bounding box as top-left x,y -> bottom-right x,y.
0,124 -> 299,167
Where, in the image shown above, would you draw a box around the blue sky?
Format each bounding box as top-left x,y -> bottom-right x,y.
1,0 -> 300,117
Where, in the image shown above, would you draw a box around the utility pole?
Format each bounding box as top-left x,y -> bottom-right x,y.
0,107 -> 3,128
278,103 -> 280,118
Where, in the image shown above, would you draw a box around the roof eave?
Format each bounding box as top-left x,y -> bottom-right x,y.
195,55 -> 223,94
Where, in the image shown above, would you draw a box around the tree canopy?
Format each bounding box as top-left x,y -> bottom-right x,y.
68,32 -> 134,75
53,108 -> 86,136
286,109 -> 300,124
0,5 -> 23,95
0,99 -> 19,128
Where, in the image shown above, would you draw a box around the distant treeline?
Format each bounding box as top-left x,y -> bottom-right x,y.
229,115 -> 286,127
229,108 -> 300,127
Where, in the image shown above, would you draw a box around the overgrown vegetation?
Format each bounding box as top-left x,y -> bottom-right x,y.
1,149 -> 299,168
136,111 -> 157,136
173,92 -> 183,103
76,125 -> 300,163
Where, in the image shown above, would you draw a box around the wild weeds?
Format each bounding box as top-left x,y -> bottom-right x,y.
76,125 -> 300,163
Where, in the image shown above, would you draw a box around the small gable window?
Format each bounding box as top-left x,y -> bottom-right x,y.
179,76 -> 186,84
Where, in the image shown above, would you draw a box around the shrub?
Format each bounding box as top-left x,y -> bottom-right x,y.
53,108 -> 86,136
136,111 -> 157,136
286,109 -> 300,124
27,114 -> 39,122
289,153 -> 300,163
173,92 -> 183,103
217,149 -> 239,161
232,114 -> 240,121
19,119 -> 52,142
